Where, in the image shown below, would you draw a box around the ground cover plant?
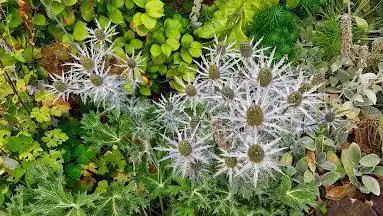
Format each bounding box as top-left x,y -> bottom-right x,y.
1,0 -> 383,215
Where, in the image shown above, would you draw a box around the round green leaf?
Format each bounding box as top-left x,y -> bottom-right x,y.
150,44 -> 162,57
166,38 -> 180,51
180,49 -> 192,64
183,71 -> 195,82
133,0 -> 145,8
348,143 -> 361,164
33,13 -> 47,26
73,21 -> 89,41
63,9 -> 75,26
188,47 -> 201,58
125,0 -> 134,9
286,0 -> 299,9
130,39 -> 143,49
109,9 -> 124,24
181,34 -> 193,48
81,0 -> 95,21
362,175 -> 380,196
145,0 -> 164,18
360,154 -> 381,167
63,0 -> 77,6
161,44 -> 172,57
141,13 -> 157,30
139,87 -> 151,96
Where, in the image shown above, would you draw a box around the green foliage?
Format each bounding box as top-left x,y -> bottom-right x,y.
247,5 -> 300,59
194,0 -> 278,43
41,129 -> 69,148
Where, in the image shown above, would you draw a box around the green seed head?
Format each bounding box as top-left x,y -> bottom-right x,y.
164,101 -> 174,112
246,104 -> 264,127
185,85 -> 197,97
79,56 -> 95,72
258,67 -> 273,87
247,144 -> 265,163
324,111 -> 336,123
298,83 -> 311,93
94,29 -> 106,41
90,74 -> 103,87
178,140 -> 192,157
240,42 -> 253,58
208,64 -> 220,80
224,157 -> 238,168
53,81 -> 67,92
221,86 -> 235,100
127,59 -> 136,69
287,91 -> 303,106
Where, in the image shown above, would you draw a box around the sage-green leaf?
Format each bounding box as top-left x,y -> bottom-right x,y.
360,154 -> 381,167
320,171 -> 340,185
362,175 -> 380,196
374,166 -> 383,176
348,143 -> 361,164
319,161 -> 337,171
341,148 -> 355,177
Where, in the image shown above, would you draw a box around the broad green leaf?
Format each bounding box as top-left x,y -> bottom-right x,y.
166,38 -> 180,51
286,0 -> 299,8
133,0 -> 145,7
150,44 -> 162,57
23,47 -> 33,63
319,161 -> 337,171
180,49 -> 192,64
183,71 -> 195,82
145,0 -> 164,18
112,0 -> 125,8
73,21 -> 89,41
130,39 -> 143,49
81,0 -> 95,21
139,87 -> 151,96
141,13 -> 157,29
353,16 -> 368,31
300,136 -> 315,151
360,154 -> 381,167
109,9 -> 124,24
63,9 -> 76,26
125,0 -> 134,9
181,34 -> 193,48
63,0 -> 77,6
189,47 -> 201,58
362,175 -> 380,196
8,8 -> 23,28
374,166 -> 383,176
33,13 -> 47,26
161,44 -> 172,57
341,148 -> 355,178
320,171 -> 340,185
348,143 -> 361,164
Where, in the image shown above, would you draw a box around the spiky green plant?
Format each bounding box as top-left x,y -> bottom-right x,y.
247,5 -> 300,59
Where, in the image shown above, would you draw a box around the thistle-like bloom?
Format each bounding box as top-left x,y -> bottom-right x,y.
157,126 -> 212,180
232,134 -> 283,186
214,150 -> 242,184
192,52 -> 237,94
218,83 -> 289,137
65,43 -> 106,74
282,69 -> 323,123
204,36 -> 237,61
320,104 -> 347,133
234,38 -> 267,63
153,94 -> 185,134
205,75 -> 243,113
80,61 -> 126,108
243,48 -> 291,94
44,72 -> 79,101
85,19 -> 118,45
114,51 -> 146,87
176,77 -> 205,109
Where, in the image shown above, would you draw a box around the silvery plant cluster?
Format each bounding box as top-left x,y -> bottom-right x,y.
45,19 -> 145,110
155,37 -> 329,189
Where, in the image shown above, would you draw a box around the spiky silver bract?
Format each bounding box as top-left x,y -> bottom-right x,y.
85,19 -> 118,45
44,72 -> 79,102
157,38 -> 325,191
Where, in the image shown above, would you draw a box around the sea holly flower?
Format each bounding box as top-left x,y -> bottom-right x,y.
175,77 -> 205,109
79,61 -> 126,108
242,48 -> 292,94
320,103 -> 347,133
65,43 -> 106,74
44,72 -> 79,102
282,69 -> 323,123
156,126 -> 212,181
234,38 -> 267,62
214,150 -> 243,184
114,51 -> 146,88
204,36 -> 237,62
232,134 -> 284,186
153,93 -> 185,134
85,19 -> 118,45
